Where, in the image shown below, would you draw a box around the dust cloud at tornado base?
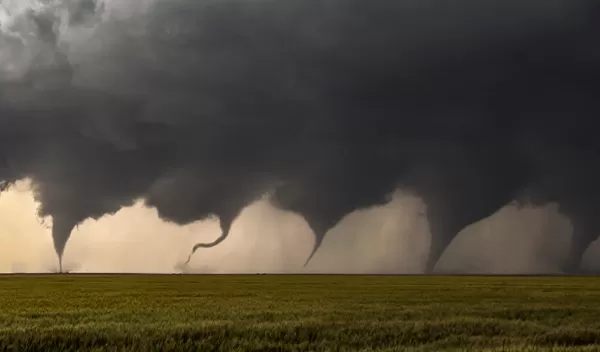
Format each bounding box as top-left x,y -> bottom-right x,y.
0,181 -> 597,274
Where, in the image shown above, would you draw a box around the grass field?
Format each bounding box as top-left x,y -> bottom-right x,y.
0,275 -> 599,351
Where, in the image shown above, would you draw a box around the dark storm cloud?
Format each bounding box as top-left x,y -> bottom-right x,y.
0,0 -> 598,272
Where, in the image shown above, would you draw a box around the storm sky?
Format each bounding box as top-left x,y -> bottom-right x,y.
0,0 -> 599,273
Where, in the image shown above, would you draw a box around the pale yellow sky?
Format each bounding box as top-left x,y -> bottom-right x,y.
0,179 -> 595,274
0,181 -> 429,273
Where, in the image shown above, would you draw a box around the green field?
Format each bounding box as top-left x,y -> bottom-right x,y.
0,275 -> 599,351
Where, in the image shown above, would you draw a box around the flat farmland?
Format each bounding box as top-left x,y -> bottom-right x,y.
0,275 -> 599,351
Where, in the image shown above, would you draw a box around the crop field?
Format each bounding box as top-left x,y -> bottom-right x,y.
0,275 -> 600,351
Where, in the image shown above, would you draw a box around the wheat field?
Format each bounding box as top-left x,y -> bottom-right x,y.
0,275 -> 599,351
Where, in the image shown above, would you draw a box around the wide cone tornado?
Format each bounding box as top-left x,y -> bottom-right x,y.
555,204 -> 600,274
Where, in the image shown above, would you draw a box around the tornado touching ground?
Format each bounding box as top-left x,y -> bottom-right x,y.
0,0 -> 599,273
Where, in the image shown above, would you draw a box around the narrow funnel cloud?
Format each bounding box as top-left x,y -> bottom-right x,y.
51,215 -> 78,273
183,217 -> 232,265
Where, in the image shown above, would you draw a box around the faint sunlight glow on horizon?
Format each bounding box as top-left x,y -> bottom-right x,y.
0,179 -> 596,274
0,180 -> 433,274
